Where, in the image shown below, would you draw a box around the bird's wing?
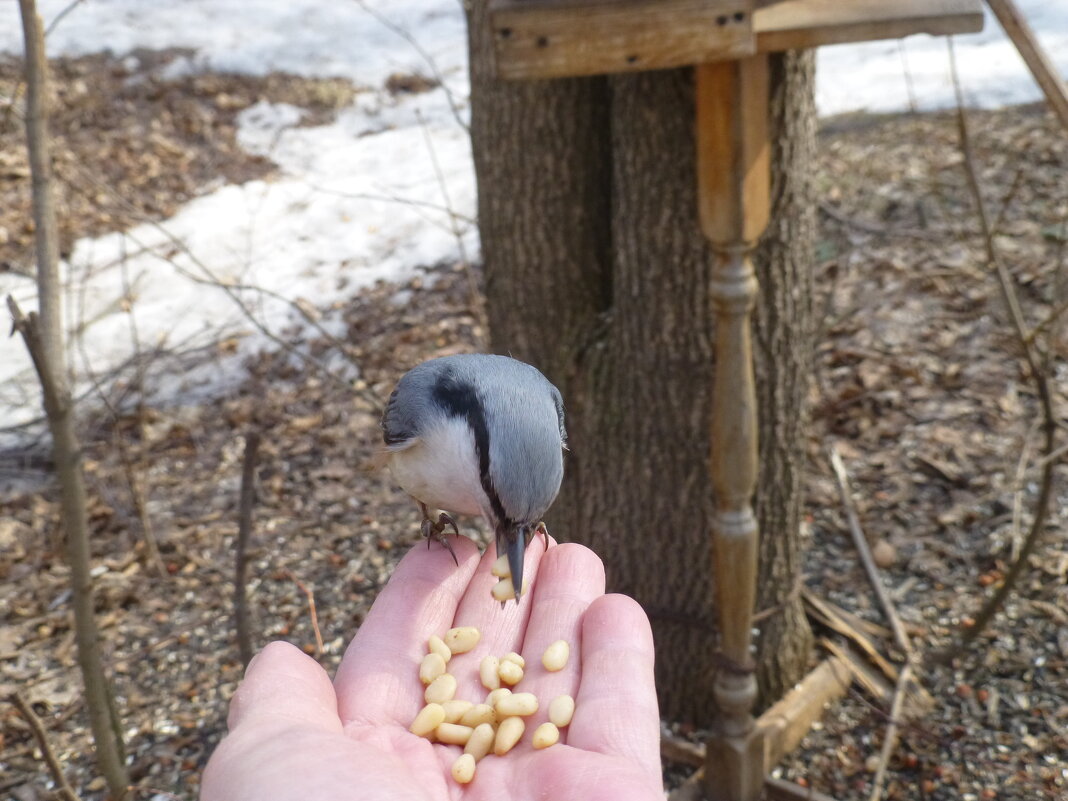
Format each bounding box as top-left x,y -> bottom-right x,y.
380,384 -> 420,451
550,384 -> 568,449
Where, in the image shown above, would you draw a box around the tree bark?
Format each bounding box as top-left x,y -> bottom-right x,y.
751,50 -> 817,704
469,4 -> 814,723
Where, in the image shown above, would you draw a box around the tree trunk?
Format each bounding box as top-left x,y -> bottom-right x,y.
469,5 -> 815,723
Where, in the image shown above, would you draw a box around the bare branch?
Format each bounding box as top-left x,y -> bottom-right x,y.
828,444 -> 913,658
940,38 -> 1058,656
235,430 -> 261,667
9,691 -> 82,801
13,3 -> 129,795
867,664 -> 912,801
351,0 -> 470,133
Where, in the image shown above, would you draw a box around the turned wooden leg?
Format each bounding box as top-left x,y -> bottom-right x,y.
695,54 -> 770,801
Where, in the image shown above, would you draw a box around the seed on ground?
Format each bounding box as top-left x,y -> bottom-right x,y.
494,716 -> 525,756
436,722 -> 474,745
444,626 -> 481,654
419,652 -> 447,685
480,655 -> 501,690
532,721 -> 560,749
441,699 -> 473,724
542,640 -> 570,672
428,635 -> 452,663
452,753 -> 476,784
410,703 -> 446,737
424,673 -> 458,704
459,703 -> 496,729
464,722 -> 495,762
495,691 -> 538,717
491,553 -> 511,577
548,694 -> 575,727
497,659 -> 524,686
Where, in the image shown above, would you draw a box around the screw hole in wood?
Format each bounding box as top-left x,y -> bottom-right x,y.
536,35 -> 549,48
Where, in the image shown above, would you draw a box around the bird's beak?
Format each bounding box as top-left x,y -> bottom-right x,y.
504,524 -> 528,602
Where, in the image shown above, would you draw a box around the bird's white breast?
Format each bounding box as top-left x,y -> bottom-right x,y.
387,416 -> 486,518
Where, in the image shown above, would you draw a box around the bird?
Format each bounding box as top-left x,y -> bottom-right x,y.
380,354 -> 567,601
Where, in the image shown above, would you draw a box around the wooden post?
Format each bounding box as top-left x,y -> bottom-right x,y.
696,54 -> 770,801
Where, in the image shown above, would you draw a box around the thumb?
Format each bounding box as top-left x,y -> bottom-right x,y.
227,640 -> 341,734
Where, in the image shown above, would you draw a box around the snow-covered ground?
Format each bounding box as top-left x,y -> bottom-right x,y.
0,0 -> 1065,435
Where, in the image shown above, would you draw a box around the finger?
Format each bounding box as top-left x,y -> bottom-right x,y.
517,543 -> 606,737
334,533 -> 482,726
227,641 -> 341,734
568,594 -> 661,783
447,535 -> 553,703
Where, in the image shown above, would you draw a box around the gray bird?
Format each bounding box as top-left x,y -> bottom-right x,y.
380,354 -> 566,600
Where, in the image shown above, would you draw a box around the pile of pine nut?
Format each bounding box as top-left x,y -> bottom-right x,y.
409,620 -> 574,785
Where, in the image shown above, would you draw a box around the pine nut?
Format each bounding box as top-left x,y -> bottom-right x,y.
491,553 -> 511,577
491,578 -> 517,601
494,716 -> 525,756
419,652 -> 447,685
459,703 -> 496,728
428,634 -> 452,663
451,753 -> 476,784
436,722 -> 474,745
497,658 -> 524,686
444,626 -> 481,654
441,699 -> 473,724
486,687 -> 511,708
542,640 -> 570,672
495,691 -> 538,717
479,655 -> 501,690
501,651 -> 526,668
491,576 -> 529,601
424,673 -> 458,704
464,722 -> 495,762
410,703 -> 446,737
532,721 -> 560,749
548,694 -> 575,727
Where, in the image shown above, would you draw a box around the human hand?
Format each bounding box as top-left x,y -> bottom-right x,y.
201,535 -> 662,801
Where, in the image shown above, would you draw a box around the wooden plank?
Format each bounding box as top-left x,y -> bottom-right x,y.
489,0 -> 983,80
489,0 -> 754,80
985,0 -> 1068,131
755,0 -> 984,52
758,656 -> 851,770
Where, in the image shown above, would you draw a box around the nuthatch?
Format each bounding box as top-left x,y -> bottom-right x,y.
380,354 -> 566,600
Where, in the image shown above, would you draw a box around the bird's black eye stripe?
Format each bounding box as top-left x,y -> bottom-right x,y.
432,371 -> 511,527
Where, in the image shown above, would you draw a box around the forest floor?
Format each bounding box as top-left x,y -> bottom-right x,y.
1,53 -> 1066,801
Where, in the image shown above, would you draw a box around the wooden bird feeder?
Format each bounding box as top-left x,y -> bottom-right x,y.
484,1 -> 984,800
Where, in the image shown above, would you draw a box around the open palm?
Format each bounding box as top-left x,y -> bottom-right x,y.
201,535 -> 663,801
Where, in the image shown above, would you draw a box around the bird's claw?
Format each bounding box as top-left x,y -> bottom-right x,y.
419,505 -> 460,566
535,521 -> 551,550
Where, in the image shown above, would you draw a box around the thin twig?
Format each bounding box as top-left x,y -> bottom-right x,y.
414,107 -> 487,342
867,664 -> 912,801
286,570 -> 324,657
351,0 -> 469,133
43,0 -> 85,36
9,691 -> 82,801
828,444 -> 913,658
942,38 -> 1058,655
235,431 -> 261,668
